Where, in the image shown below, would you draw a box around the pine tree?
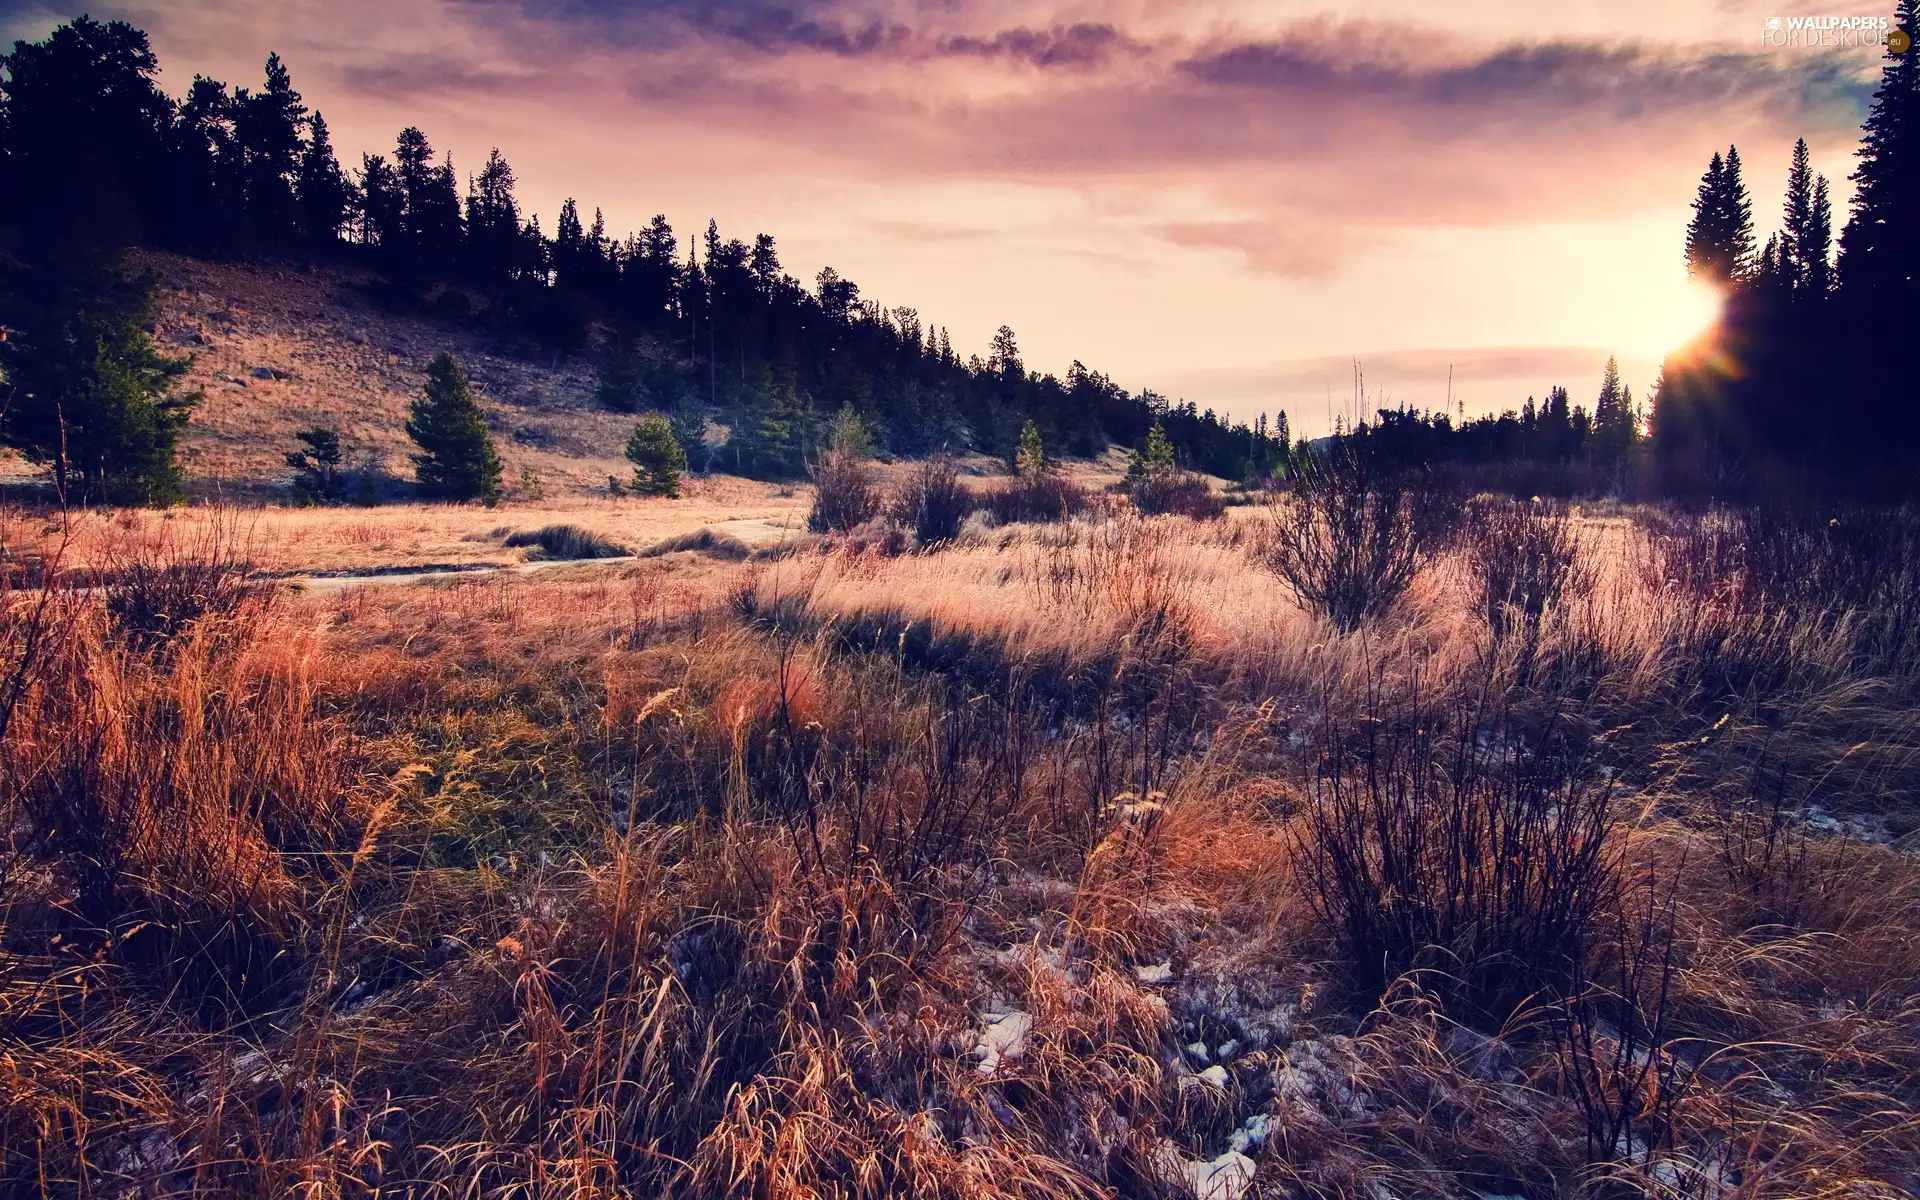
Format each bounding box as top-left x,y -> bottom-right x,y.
626,414 -> 686,498
235,51 -> 305,247
1839,0 -> 1920,296
1126,419 -> 1177,481
1015,419 -> 1047,476
286,425 -> 346,504
1782,138 -> 1814,290
1685,146 -> 1755,285
0,250 -> 198,505
297,111 -> 354,243
406,352 -> 501,503
669,392 -> 708,471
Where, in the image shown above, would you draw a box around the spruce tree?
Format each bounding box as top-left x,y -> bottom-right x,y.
286,425 -> 346,504
1839,0 -> 1920,296
625,414 -> 686,498
669,392 -> 708,471
1015,420 -> 1047,476
0,250 -> 198,505
406,352 -> 501,503
1685,146 -> 1755,285
297,111 -> 355,243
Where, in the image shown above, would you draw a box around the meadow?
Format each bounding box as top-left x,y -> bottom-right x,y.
2,470 -> 1917,1199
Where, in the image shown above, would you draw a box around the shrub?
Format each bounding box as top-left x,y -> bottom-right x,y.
626,413 -> 687,498
502,523 -> 630,560
808,448 -> 881,533
1127,469 -> 1225,520
891,456 -> 974,546
1266,449 -> 1456,631
1463,498 -> 1590,641
101,517 -> 260,652
640,528 -> 753,560
1297,686 -> 1619,1023
983,471 -> 1089,525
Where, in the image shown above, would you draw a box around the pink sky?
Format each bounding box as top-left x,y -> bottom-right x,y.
2,0 -> 1887,432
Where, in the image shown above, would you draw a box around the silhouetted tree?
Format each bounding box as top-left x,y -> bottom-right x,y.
297,111 -> 355,243
1685,146 -> 1755,285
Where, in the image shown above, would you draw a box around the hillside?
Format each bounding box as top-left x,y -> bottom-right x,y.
120,251 -> 643,499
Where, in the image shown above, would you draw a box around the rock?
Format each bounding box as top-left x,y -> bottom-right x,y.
250,366 -> 279,381
209,310 -> 233,324
347,329 -> 367,345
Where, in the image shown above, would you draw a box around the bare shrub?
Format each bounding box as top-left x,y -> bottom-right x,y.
503,523 -> 630,559
99,516 -> 260,651
1554,867 -> 1693,1195
1127,470 -> 1226,520
892,455 -> 975,546
1266,449 -> 1457,631
983,471 -> 1090,525
808,448 -> 882,533
1463,498 -> 1591,641
1296,679 -> 1619,1022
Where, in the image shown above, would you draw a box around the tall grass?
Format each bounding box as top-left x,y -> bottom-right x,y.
1,493 -> 1917,1197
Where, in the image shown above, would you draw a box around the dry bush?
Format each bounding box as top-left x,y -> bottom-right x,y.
1127,470 -> 1226,520
891,455 -> 976,546
98,513 -> 261,651
1295,673 -> 1619,1023
983,471 -> 1091,525
502,522 -> 631,559
808,449 -> 883,534
1463,498 -> 1591,641
1267,450 -> 1458,632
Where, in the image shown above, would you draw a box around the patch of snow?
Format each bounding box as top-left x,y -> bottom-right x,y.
1151,1141 -> 1258,1200
1215,1038 -> 1239,1060
1186,1040 -> 1211,1063
1196,1064 -> 1230,1089
1228,1112 -> 1276,1155
1135,961 -> 1174,985
975,1009 -> 1033,1075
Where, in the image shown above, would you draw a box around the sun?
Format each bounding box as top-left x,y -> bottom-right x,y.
1632,277 -> 1725,362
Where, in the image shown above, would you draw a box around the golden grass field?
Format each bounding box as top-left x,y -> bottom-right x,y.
3,480 -> 1917,1199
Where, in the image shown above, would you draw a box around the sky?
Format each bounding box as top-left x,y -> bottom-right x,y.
0,0 -> 1892,433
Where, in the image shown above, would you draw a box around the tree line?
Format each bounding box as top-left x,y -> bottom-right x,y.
0,16 -> 1287,504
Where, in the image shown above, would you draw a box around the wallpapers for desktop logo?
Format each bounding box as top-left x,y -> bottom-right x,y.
1761,13 -> 1907,50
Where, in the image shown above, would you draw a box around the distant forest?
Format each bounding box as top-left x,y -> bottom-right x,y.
0,15 -> 1288,500
1323,3 -> 1920,504
3,13 -> 1916,505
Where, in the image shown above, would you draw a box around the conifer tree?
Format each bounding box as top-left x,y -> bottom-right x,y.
625,414 -> 686,498
669,393 -> 708,471
286,425 -> 346,503
297,111 -> 355,243
0,252 -> 198,505
1839,0 -> 1920,296
1126,419 -> 1177,481
1015,419 -> 1047,476
1685,146 -> 1755,285
406,351 -> 501,503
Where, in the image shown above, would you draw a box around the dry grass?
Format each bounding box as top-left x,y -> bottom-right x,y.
2,496 -> 1917,1198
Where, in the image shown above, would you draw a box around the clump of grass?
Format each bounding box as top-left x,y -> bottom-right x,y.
639,527 -> 753,560
502,523 -> 630,559
1464,498 -> 1590,642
